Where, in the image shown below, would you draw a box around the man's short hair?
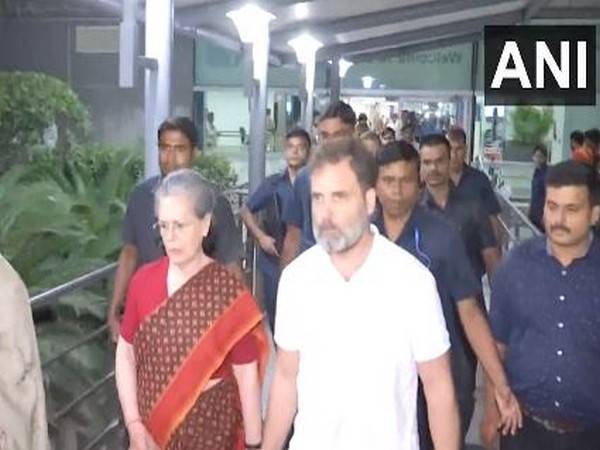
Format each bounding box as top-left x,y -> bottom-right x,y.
158,117 -> 198,147
318,101 -> 357,128
419,133 -> 451,156
546,160 -> 600,205
446,126 -> 467,145
376,141 -> 420,172
382,126 -> 395,136
286,127 -> 312,149
355,121 -> 370,135
309,137 -> 377,192
584,128 -> 600,146
532,143 -> 548,159
360,131 -> 381,145
570,130 -> 584,146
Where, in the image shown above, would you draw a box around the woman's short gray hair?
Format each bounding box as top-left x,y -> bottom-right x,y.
154,168 -> 216,218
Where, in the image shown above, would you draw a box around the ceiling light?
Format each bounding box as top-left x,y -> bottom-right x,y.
339,58 -> 353,78
361,76 -> 375,89
288,33 -> 323,65
293,2 -> 309,20
226,4 -> 275,44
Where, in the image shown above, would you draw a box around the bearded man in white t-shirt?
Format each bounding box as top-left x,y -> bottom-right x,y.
262,137 -> 460,450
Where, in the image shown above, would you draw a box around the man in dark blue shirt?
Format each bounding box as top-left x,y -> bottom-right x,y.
447,127 -> 503,240
488,161 -> 600,450
528,143 -> 549,232
240,128 -> 310,330
420,134 -> 501,281
279,101 -> 356,268
373,142 -> 521,449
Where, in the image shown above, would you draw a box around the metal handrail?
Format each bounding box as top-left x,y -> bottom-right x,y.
41,324 -> 109,368
32,261 -> 118,449
81,419 -> 121,450
494,187 -> 542,253
496,190 -> 542,237
30,262 -> 118,310
54,371 -> 115,421
33,262 -> 119,450
496,215 -> 518,244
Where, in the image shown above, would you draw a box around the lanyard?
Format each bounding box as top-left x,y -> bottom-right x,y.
414,228 -> 432,269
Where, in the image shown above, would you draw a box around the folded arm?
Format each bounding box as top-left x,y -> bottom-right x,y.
239,205 -> 279,257
279,226 -> 301,270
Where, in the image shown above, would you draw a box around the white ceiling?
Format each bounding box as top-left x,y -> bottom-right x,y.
170,0 -> 599,63
4,0 -> 598,63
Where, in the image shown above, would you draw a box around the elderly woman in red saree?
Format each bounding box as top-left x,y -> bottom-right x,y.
115,168 -> 267,450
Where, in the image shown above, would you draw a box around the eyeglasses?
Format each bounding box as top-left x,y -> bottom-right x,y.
153,220 -> 192,235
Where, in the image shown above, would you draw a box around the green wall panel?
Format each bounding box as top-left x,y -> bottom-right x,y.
195,39 -> 473,91
343,43 -> 473,91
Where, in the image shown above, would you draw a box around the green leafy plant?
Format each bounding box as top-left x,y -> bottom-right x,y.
2,147 -> 236,291
0,71 -> 90,173
510,106 -> 554,145
0,145 -> 140,444
0,73 -> 235,444
196,152 -> 238,189
1,146 -> 140,291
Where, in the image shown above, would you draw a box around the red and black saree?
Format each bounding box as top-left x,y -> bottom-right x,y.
133,262 -> 268,450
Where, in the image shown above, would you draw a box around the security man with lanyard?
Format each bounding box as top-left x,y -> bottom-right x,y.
372,142 -> 521,450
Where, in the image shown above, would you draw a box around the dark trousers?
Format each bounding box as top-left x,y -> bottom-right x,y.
501,414 -> 600,450
261,270 -> 279,332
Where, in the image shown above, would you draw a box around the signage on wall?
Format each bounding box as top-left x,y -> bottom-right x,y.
484,26 -> 596,105
396,50 -> 464,65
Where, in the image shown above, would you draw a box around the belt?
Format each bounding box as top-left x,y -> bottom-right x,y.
523,406 -> 586,434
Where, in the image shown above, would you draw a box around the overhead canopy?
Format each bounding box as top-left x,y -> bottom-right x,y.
2,0 -> 599,65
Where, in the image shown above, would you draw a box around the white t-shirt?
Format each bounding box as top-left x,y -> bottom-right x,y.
275,229 -> 450,450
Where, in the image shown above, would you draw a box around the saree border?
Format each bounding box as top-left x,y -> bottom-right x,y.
145,290 -> 267,448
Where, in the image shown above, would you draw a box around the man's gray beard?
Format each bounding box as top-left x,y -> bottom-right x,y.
313,215 -> 369,254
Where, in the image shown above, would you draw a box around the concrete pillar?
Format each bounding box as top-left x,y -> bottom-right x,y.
248,32 -> 270,194
275,92 -> 286,146
144,0 -> 173,178
304,55 -> 316,132
330,56 -> 341,104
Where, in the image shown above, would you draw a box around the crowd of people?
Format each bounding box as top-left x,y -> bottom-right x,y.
1,100 -> 599,450
354,109 -> 424,153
